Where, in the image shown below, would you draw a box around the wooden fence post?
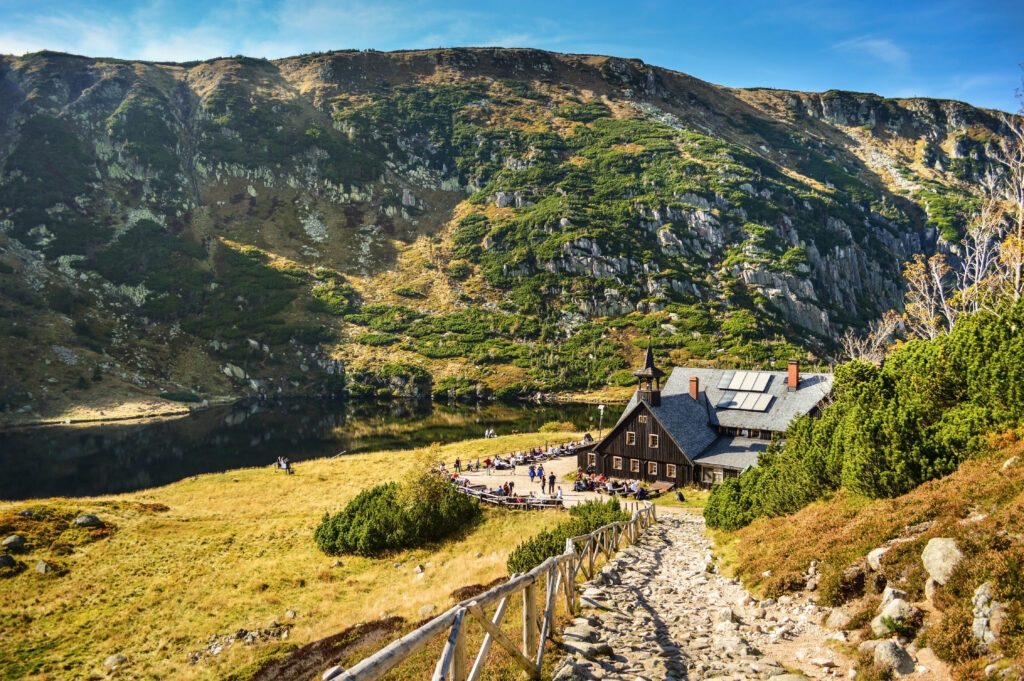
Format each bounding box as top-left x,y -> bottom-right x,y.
523,583 -> 538,660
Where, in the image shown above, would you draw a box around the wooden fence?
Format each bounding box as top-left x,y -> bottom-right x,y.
335,501 -> 657,681
454,484 -> 565,510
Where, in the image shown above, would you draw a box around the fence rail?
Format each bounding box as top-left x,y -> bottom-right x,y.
336,501 -> 657,681
455,485 -> 565,510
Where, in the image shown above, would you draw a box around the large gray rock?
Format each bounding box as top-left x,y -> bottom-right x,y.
870,598 -> 921,637
867,547 -> 889,571
35,560 -> 53,574
972,581 -> 1007,647
825,607 -> 852,630
881,585 -> 908,606
922,538 -> 962,585
0,554 -> 17,568
874,640 -> 915,675
73,514 -> 103,528
1,535 -> 25,550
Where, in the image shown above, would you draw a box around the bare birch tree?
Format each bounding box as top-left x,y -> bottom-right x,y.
838,310 -> 902,362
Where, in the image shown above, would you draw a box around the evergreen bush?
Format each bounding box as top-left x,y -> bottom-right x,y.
506,499 -> 628,573
314,468 -> 481,556
705,302 -> 1024,531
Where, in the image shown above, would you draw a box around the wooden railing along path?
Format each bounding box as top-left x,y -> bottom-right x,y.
336,501 -> 657,681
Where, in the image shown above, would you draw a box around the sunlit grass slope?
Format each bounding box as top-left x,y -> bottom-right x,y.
0,432 -> 577,680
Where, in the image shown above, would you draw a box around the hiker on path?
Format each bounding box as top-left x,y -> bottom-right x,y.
548,472 -> 556,495
529,464 -> 536,483
454,458 -> 462,473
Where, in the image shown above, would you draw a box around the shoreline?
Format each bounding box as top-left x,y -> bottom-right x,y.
0,391 -> 630,433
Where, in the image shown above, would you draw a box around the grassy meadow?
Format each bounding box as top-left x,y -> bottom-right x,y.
0,432 -> 580,680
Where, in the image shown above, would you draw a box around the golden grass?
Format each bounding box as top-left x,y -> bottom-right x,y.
650,487 -> 711,512
711,434 -> 1024,679
0,432 -> 580,681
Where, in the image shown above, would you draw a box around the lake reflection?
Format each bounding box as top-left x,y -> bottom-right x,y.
0,399 -> 600,500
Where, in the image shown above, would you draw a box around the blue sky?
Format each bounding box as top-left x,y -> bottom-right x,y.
1,0 -> 1021,112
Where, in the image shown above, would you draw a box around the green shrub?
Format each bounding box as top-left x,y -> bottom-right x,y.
355,332 -> 398,347
314,470 -> 481,557
506,499 -> 628,574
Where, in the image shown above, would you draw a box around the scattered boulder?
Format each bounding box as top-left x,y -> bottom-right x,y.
870,598 -> 921,638
972,581 -> 1007,647
873,640 -> 915,675
1002,456 -> 1019,471
34,560 -> 53,574
103,654 -> 128,669
1,534 -> 25,551
867,547 -> 889,571
285,610 -> 297,620
73,514 -> 104,528
881,586 -> 908,606
825,607 -> 852,630
0,554 -> 17,569
922,538 -> 962,585
413,564 -> 424,574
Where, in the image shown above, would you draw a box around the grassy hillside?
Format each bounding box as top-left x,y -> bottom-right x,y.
713,434 -> 1024,680
0,432 -> 578,680
0,48 -> 1015,421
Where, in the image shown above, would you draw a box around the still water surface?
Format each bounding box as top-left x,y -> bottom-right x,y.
0,399 -> 602,500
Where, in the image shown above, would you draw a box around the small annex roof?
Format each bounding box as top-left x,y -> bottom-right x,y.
661,367 -> 833,433
692,436 -> 768,471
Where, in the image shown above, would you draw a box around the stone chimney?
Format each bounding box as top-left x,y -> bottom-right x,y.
689,376 -> 700,401
788,360 -> 800,391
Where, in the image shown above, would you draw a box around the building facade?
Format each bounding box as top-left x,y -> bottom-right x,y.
580,349 -> 833,487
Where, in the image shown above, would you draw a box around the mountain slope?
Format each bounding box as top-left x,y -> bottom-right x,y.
0,48 -> 1014,421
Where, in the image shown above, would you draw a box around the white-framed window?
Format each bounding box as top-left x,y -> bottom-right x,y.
612,456 -> 623,470
666,464 -> 677,478
647,461 -> 658,476
630,459 -> 640,473
626,432 -> 636,445
648,434 -> 659,448
637,414 -> 648,424
587,453 -> 596,466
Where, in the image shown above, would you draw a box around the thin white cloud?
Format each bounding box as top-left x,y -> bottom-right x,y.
832,35 -> 910,70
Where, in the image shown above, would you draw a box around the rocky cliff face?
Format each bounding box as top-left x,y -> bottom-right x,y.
0,48 -> 1014,418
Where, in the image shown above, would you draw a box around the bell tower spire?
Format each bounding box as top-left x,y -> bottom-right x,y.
632,341 -> 664,407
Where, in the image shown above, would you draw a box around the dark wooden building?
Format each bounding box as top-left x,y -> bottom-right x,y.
580,349 -> 834,488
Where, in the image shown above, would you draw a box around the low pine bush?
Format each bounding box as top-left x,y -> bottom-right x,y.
506,499 -> 628,574
314,470 -> 481,556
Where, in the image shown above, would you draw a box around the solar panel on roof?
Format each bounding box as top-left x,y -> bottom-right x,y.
717,371 -> 735,390
740,372 -> 758,391
751,373 -> 771,392
744,392 -> 763,409
752,394 -> 773,411
717,391 -> 738,408
728,372 -> 747,390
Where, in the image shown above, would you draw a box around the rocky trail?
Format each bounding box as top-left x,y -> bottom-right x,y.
552,512 -> 941,681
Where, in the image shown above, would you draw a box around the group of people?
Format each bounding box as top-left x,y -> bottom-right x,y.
485,480 -> 563,503
528,465 -> 558,495
573,469 -> 652,499
275,456 -> 293,474
483,428 -> 498,439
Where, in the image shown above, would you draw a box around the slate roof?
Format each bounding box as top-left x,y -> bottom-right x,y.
692,436 -> 768,471
612,390 -> 718,462
607,364 -> 832,470
662,367 -> 834,433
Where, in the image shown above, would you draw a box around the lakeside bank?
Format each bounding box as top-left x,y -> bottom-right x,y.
0,432 -> 581,680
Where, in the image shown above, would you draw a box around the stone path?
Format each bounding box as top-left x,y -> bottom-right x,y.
553,512 -> 855,681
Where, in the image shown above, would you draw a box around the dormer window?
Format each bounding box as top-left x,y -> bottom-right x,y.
637,414 -> 648,424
